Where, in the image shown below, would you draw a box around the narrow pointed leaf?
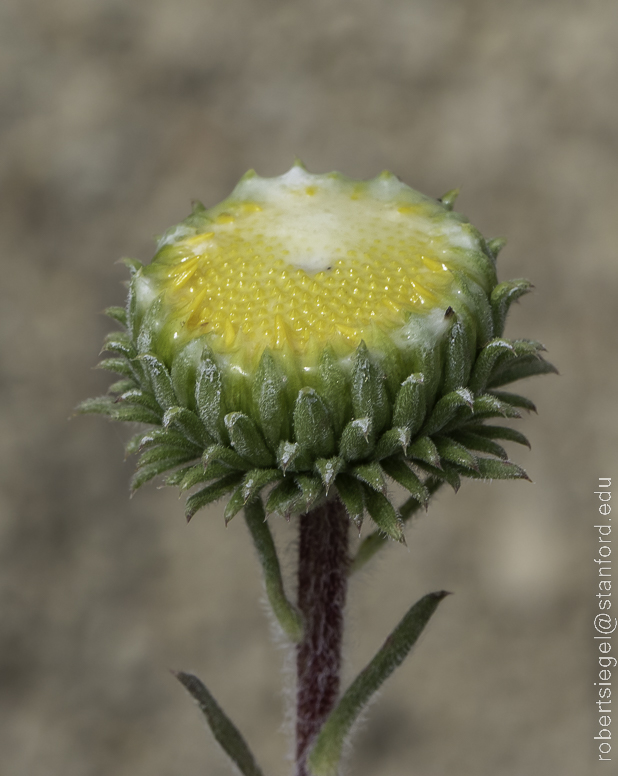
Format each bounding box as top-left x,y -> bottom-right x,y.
451,430 -> 508,459
242,469 -> 282,504
466,458 -> 530,481
295,474 -> 324,512
277,440 -> 305,473
466,424 -> 531,448
487,236 -> 507,259
178,463 -> 212,490
339,418 -> 374,462
362,486 -> 404,543
244,499 -> 303,641
104,306 -> 128,327
96,357 -> 135,379
111,404 -> 162,425
490,278 -> 532,336
318,346 -> 350,436
185,473 -> 244,521
468,339 -> 514,395
108,378 -> 136,395
265,478 -> 301,517
101,331 -> 136,359
335,474 -> 364,528
203,444 -> 252,472
314,456 -> 345,491
439,188 -> 459,210
224,487 -> 246,525
414,460 -> 461,492
131,453 -> 197,493
434,436 -> 479,471
225,412 -> 275,467
441,318 -> 471,394
352,342 -> 390,435
174,671 -> 265,776
422,388 -> 474,436
374,426 -> 411,459
487,354 -> 557,388
488,390 -> 537,413
406,436 -> 441,468
381,458 -> 428,504
195,348 -> 228,443
293,388 -> 336,460
163,405 -> 211,447
116,388 -> 162,415
252,349 -> 289,450
392,373 -> 425,434
75,396 -> 116,417
308,591 -> 449,776
352,462 -> 385,493
472,393 -> 521,419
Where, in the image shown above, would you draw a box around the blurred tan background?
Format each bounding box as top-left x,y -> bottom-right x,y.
1,1 -> 617,774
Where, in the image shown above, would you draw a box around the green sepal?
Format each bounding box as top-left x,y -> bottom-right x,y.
101,331 -> 136,359
131,452 -> 197,493
464,457 -> 530,481
116,388 -> 162,416
450,430 -> 508,459
352,462 -> 385,493
125,431 -> 146,457
295,474 -> 325,512
265,478 -> 301,518
314,456 -> 345,491
111,403 -> 162,425
450,270 -> 494,345
75,396 -> 116,417
317,346 -> 350,436
362,486 -> 404,543
392,373 -> 425,434
135,295 -> 164,356
374,426 -> 411,459
338,418 -> 373,462
224,412 -> 275,467
307,591 -> 448,776
164,464 -> 199,488
203,444 -> 252,472
466,424 -> 530,448
472,393 -> 522,419
487,237 -> 507,259
244,499 -> 304,642
490,278 -> 532,336
104,306 -> 127,327
406,436 -> 441,468
119,256 -> 143,275
381,458 -> 428,504
277,441 -> 305,473
136,427 -> 200,454
439,188 -> 459,210
488,354 -> 557,388
174,671 -> 265,776
252,349 -> 289,450
96,358 -> 135,379
137,443 -> 198,469
195,348 -> 228,444
224,487 -> 246,525
242,469 -> 283,504
108,378 -> 136,395
177,463 -> 213,491
335,474 -> 365,529
488,390 -> 537,413
351,341 -> 390,435
163,406 -> 211,447
422,388 -> 474,436
414,460 -> 461,492
185,473 -> 244,521
136,355 -> 177,411
293,388 -> 336,460
468,339 -> 515,395
434,436 -> 479,471
441,318 -> 472,394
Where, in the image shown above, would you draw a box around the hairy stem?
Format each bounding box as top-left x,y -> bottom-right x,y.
296,498 -> 349,776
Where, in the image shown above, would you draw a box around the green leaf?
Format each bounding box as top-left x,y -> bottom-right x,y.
314,457 -> 345,491
472,393 -> 522,420
75,396 -> 115,417
101,331 -> 136,359
195,348 -> 228,443
414,460 -> 461,492
116,388 -> 162,415
265,478 -> 301,518
465,457 -> 530,481
242,469 -> 283,504
296,474 -> 324,512
224,487 -> 246,525
441,318 -> 472,394
277,440 -> 304,473
381,458 -> 428,504
111,404 -> 162,425
422,388 -> 474,436
131,453 -> 197,493
374,427 -> 411,459
307,592 -> 449,776
108,378 -> 136,395
490,278 -> 532,336
174,671 -> 265,776
466,424 -> 530,448
244,499 -> 304,642
406,436 -> 441,468
487,354 -> 557,388
362,486 -> 404,543
318,346 -> 350,436
439,188 -> 459,210
351,341 -> 390,435
137,442 -> 198,469
163,405 -> 211,447
352,462 -> 385,493
104,306 -> 127,327
335,474 -> 365,529
293,388 -> 336,460
392,373 -> 426,435
488,390 -> 537,413
177,463 -> 212,490
252,349 -> 289,450
225,412 -> 275,467
138,354 -> 178,411
450,430 -> 508,459
468,338 -> 515,395
338,418 -> 374,462
185,473 -> 244,521
434,436 -> 479,471
203,444 -> 252,472
96,357 -> 135,379
487,236 -> 507,259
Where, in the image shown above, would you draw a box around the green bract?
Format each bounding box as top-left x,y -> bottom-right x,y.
80,164 -> 555,540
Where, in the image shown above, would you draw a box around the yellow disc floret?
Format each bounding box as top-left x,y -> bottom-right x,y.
134,164 -> 496,371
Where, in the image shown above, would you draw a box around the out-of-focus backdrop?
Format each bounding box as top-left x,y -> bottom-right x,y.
1,1 -> 616,775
